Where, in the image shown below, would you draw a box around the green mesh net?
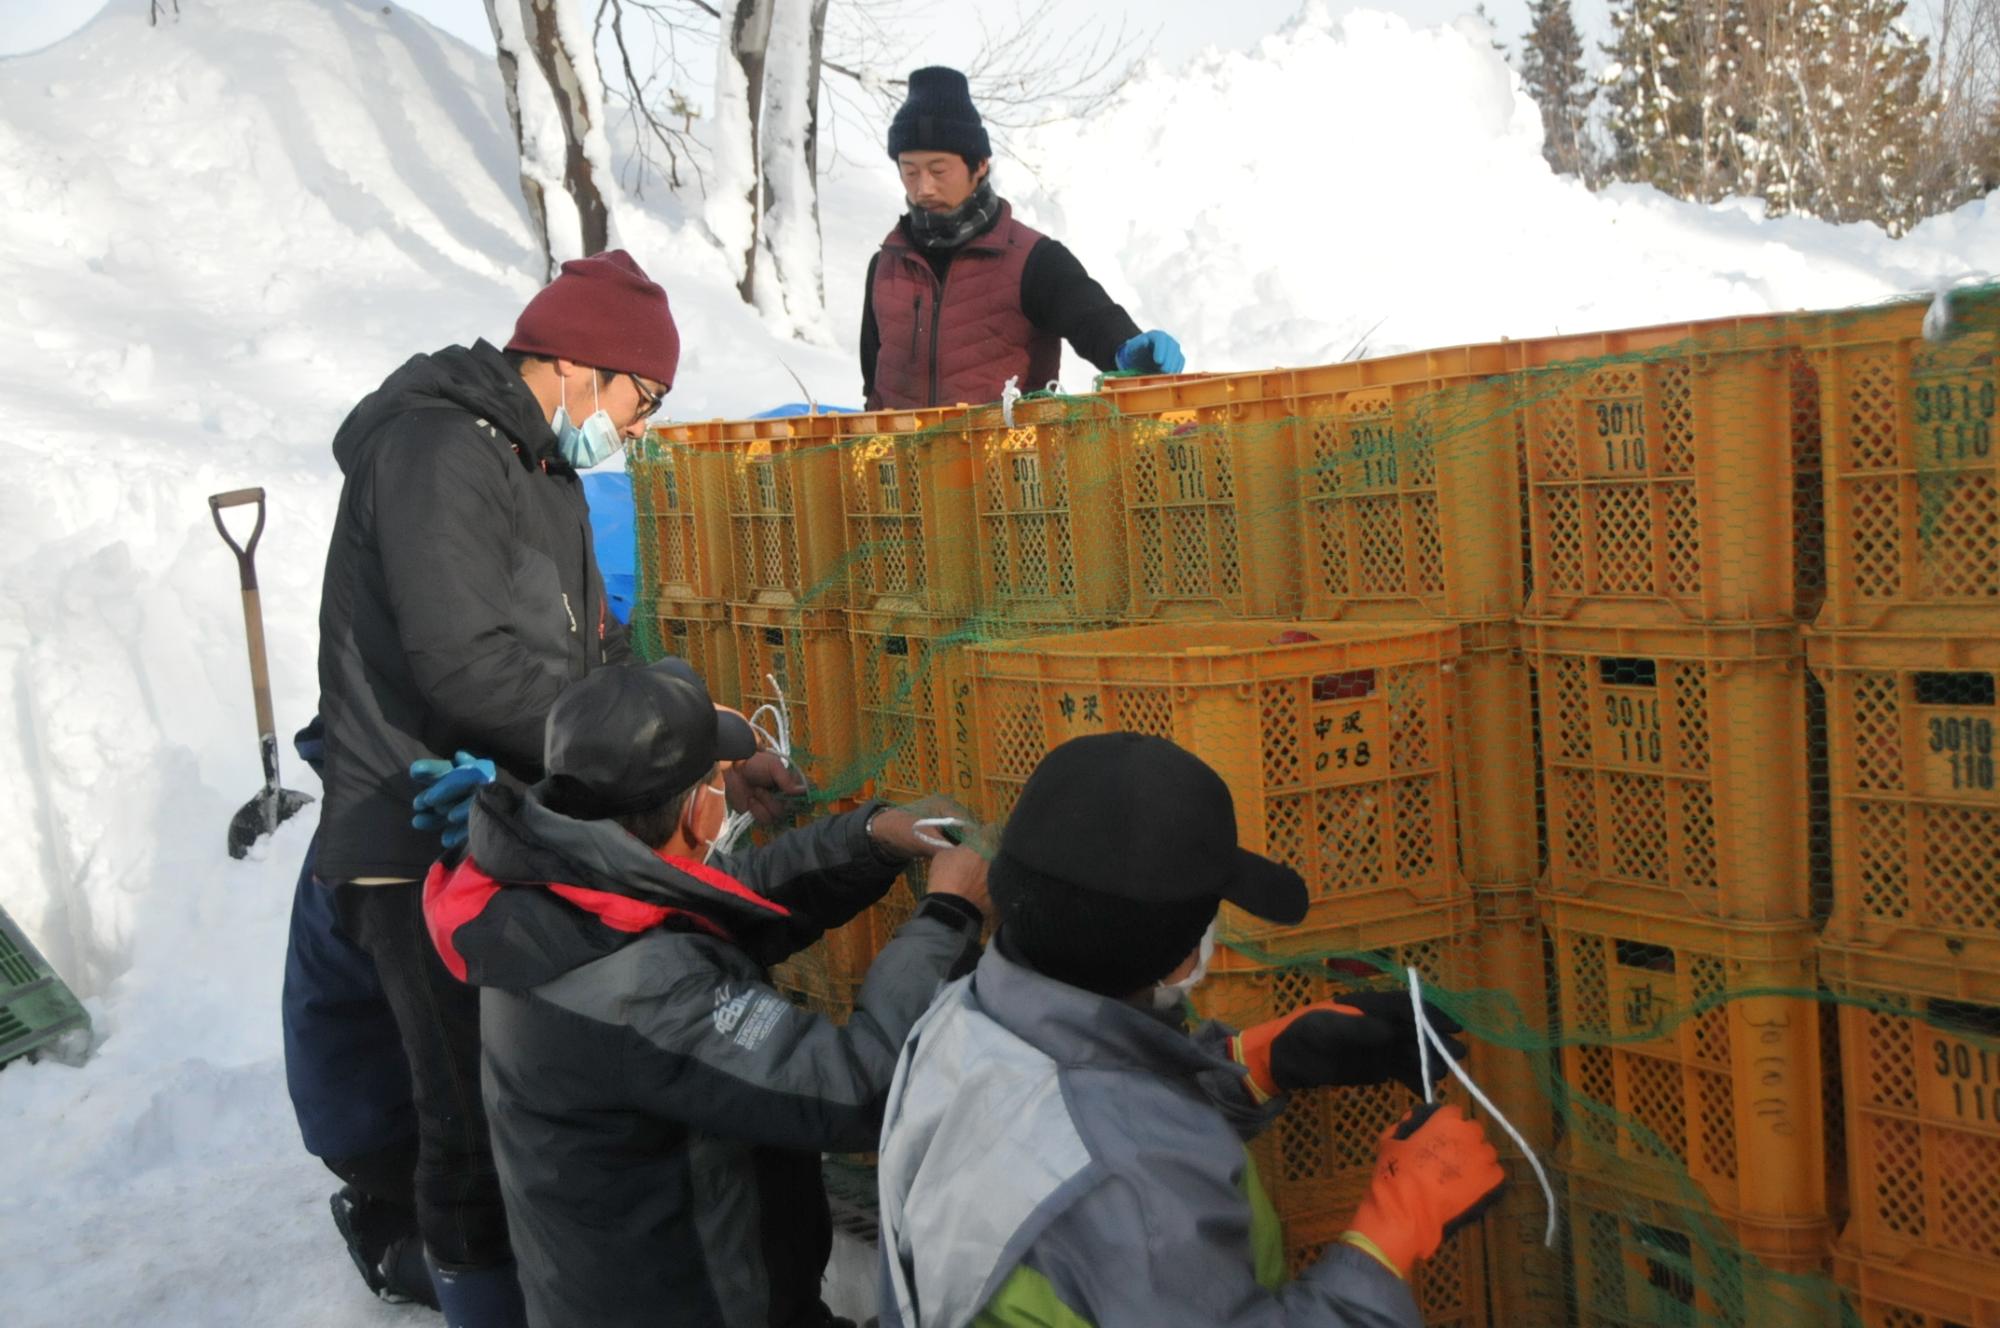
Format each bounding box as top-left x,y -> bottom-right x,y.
627,285 -> 2000,1327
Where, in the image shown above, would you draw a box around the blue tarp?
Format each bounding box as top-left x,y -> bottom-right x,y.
752,402 -> 859,418
582,471 -> 636,625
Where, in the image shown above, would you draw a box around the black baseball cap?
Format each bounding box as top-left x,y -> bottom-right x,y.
539,660 -> 758,820
994,732 -> 1308,924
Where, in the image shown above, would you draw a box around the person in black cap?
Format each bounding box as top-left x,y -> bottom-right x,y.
874,732 -> 1507,1328
860,65 -> 1186,409
422,659 -> 988,1328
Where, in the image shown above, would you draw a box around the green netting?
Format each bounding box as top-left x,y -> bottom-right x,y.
629,285 -> 2000,1326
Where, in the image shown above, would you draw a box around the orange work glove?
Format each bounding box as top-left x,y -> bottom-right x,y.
1227,993 -> 1467,1103
1341,1103 -> 1506,1280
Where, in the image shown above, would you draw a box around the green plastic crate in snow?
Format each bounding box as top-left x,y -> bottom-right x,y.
0,905 -> 89,1068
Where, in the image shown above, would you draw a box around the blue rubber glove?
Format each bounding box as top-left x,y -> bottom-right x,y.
1115,329 -> 1186,375
410,752 -> 495,850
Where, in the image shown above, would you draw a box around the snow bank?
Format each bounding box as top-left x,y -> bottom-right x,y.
0,0 -> 1990,1323
1008,4 -> 1997,366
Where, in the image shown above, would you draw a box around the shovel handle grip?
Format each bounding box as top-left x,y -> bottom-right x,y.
209,488 -> 266,592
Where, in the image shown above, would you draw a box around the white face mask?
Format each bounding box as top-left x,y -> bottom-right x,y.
553,372 -> 622,469
1151,921 -> 1217,1012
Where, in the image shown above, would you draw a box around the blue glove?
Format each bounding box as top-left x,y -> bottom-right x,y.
411,752 -> 495,850
1115,329 -> 1186,375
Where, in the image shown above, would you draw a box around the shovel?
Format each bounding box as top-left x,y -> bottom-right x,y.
210,487 -> 314,859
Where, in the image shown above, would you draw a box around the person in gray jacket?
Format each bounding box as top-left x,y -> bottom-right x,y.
425,659 -> 988,1328
876,732 -> 1506,1327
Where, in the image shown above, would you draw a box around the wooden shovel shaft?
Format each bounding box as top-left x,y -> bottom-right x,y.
211,489 -> 279,768
240,586 -> 278,749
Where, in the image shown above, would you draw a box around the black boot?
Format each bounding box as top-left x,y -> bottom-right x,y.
330,1185 -> 442,1309
426,1252 -> 529,1328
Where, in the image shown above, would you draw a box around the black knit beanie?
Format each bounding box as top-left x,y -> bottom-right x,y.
991,851 -> 1218,997
886,66 -> 991,163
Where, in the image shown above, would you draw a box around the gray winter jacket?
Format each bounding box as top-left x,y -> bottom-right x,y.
430,784 -> 984,1328
875,945 -> 1421,1328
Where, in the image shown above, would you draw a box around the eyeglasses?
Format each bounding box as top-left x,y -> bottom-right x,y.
628,373 -> 667,421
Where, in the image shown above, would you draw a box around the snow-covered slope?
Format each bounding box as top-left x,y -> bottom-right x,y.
0,0 -> 1989,1323
1009,5 -> 2000,366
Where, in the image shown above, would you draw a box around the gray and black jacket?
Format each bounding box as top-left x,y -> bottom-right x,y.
317,340 -> 631,883
876,944 -> 1422,1328
426,783 -> 983,1328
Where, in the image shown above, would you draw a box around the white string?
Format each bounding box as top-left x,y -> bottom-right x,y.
711,678 -> 797,861
1411,974 -> 1435,1105
1406,965 -> 1560,1248
747,675 -> 795,769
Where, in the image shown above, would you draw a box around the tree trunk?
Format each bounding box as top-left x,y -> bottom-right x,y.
482,0 -> 555,278
714,0 -> 777,305
520,0 -> 611,260
754,0 -> 829,332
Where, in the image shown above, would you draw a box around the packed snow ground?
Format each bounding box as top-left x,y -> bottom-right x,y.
0,1 -> 1993,1322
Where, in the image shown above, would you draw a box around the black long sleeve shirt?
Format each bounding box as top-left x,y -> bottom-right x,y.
859,222 -> 1141,404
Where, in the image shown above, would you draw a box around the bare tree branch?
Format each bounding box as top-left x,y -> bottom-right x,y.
598,0 -> 709,195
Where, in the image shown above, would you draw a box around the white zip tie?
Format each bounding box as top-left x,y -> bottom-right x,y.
1001,375 -> 1021,428
911,816 -> 968,850
1406,966 -> 1560,1248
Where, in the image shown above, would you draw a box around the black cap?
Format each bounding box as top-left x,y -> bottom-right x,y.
539,660 -> 758,820
886,66 -> 991,163
997,733 -> 1308,923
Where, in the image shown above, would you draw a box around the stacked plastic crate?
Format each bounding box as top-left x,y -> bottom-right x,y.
963,353 -> 1526,1324
628,430 -> 738,705
1512,315 -> 1836,1327
1806,289 -> 2000,1328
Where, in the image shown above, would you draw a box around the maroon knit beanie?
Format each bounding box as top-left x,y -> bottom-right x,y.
506,249 -> 680,389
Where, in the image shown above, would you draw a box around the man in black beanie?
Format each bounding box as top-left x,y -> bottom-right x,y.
860,65 -> 1186,409
874,733 -> 1507,1327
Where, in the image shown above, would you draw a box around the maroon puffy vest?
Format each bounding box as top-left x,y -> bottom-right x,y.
869,201 -> 1062,409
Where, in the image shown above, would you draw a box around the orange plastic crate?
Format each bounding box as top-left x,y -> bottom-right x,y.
966,395 -> 1128,623
1513,315 -> 1822,625
1191,908 -> 1471,1213
1278,1204 -> 1490,1327
649,594 -> 739,709
731,602 -> 855,792
1809,629 -> 2000,978
1280,348 -> 1522,623
834,405 -> 977,615
849,608 -> 982,809
630,430 -> 734,602
1547,899 -> 1830,1248
1452,620 -> 1540,885
672,414 -> 846,610
1484,1164 -> 1568,1328
1565,1168 -> 1835,1328
767,877 -> 921,1025
1527,619 -> 1812,924
966,621 -> 1463,932
1102,377 -> 1302,620
1822,945 -> 2000,1299
1810,288 -> 2000,632
1834,1242 -> 2000,1327
1192,910 -> 1486,1323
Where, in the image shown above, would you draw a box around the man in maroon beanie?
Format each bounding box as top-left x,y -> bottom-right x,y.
301,249 -> 802,1324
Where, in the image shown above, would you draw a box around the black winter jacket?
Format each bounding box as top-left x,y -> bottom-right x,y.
316,341 -> 630,881
425,784 -> 983,1328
